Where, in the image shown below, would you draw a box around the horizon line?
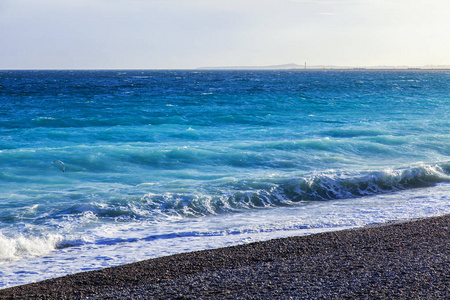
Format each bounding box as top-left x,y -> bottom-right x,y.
1,64 -> 450,71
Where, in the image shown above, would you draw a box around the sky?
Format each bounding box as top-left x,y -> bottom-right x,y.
1,0 -> 449,69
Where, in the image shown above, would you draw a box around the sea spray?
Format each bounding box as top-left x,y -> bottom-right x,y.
0,233 -> 63,263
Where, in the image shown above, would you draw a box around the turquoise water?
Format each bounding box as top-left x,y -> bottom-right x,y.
1,70 -> 449,287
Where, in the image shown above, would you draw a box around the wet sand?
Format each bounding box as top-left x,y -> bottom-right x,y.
1,215 -> 449,299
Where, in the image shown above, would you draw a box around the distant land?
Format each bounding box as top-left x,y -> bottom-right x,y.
198,63 -> 450,70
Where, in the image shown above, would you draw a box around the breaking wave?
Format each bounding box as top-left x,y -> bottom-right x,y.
141,163 -> 450,217
0,233 -> 63,263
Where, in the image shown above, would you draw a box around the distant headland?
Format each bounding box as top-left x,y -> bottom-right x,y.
198,63 -> 450,70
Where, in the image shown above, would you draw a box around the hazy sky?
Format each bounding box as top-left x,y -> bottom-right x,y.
1,0 -> 449,69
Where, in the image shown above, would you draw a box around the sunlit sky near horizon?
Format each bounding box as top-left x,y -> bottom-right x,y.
1,0 -> 449,69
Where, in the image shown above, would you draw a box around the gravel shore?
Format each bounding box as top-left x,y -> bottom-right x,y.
1,215 -> 449,299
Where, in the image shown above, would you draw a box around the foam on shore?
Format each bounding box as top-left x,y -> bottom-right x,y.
1,214 -> 448,299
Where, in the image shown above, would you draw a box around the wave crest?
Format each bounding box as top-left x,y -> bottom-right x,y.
141,164 -> 450,217
0,233 -> 63,263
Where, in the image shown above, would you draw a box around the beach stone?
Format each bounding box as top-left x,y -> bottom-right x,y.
0,215 -> 449,299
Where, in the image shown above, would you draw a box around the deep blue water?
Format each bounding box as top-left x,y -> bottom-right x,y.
1,70 -> 449,287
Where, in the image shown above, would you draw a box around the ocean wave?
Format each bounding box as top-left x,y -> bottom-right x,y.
0,233 -> 63,263
140,163 -> 450,217
39,163 -> 448,221
2,163 -> 448,261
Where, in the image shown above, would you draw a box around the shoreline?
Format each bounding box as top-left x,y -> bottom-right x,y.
1,214 -> 449,299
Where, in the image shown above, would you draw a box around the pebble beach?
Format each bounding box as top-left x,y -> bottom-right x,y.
1,214 -> 448,299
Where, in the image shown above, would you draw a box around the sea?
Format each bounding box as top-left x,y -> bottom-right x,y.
1,69 -> 449,288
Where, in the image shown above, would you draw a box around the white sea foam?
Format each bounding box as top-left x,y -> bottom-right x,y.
1,183 -> 449,289
0,233 -> 63,263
